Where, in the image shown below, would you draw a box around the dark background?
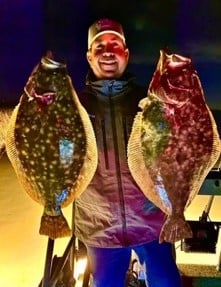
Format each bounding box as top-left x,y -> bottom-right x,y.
0,0 -> 221,112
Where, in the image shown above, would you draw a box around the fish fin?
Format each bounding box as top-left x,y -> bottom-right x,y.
0,145 -> 6,159
159,214 -> 192,243
138,97 -> 148,109
0,107 -> 13,158
128,113 -> 169,214
39,212 -> 71,239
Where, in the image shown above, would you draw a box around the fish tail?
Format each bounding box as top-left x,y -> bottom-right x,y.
39,213 -> 71,239
159,215 -> 192,243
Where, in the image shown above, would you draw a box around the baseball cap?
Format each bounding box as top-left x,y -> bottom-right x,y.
88,18 -> 126,49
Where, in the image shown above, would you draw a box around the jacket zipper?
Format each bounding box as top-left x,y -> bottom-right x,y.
108,85 -> 128,246
101,119 -> 109,169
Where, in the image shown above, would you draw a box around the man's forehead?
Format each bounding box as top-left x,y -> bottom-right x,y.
93,33 -> 124,44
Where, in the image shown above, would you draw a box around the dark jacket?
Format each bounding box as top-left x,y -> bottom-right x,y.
74,70 -> 165,247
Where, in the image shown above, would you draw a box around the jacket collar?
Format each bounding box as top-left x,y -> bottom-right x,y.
85,69 -> 136,97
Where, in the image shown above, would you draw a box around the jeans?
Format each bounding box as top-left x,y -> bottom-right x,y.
86,240 -> 182,287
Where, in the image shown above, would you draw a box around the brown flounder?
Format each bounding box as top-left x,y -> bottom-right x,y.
128,50 -> 221,243
6,53 -> 98,239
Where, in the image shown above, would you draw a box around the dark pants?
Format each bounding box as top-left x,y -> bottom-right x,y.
86,240 -> 182,287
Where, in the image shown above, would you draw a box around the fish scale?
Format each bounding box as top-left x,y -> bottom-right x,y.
128,50 -> 221,243
6,53 -> 98,239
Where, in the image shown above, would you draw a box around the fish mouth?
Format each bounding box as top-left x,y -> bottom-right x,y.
35,87 -> 56,94
167,80 -> 190,91
26,84 -> 56,96
24,86 -> 56,105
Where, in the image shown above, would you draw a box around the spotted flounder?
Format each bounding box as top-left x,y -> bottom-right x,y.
128,50 -> 221,243
6,53 -> 98,239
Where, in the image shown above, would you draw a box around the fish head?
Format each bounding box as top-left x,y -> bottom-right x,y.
24,51 -> 68,109
149,49 -> 201,105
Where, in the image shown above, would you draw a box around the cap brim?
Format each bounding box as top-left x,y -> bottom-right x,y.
88,30 -> 125,49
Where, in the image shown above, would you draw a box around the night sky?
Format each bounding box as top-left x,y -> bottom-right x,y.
0,0 -> 221,111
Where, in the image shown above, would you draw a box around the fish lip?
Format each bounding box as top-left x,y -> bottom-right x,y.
25,85 -> 56,95
24,87 -> 56,105
167,80 -> 190,91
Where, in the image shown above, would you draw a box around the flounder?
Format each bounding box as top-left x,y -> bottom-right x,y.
128,50 -> 221,243
5,52 -> 98,239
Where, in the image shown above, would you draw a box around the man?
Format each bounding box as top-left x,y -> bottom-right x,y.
74,18 -> 182,287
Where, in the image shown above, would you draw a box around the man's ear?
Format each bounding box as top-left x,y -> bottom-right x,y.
86,51 -> 92,64
125,48 -> 129,61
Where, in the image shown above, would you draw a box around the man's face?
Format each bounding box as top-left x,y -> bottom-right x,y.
87,33 -> 129,79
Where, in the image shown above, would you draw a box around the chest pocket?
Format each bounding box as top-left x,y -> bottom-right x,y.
90,112 -> 136,170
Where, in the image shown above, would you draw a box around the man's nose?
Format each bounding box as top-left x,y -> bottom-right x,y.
103,45 -> 114,54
